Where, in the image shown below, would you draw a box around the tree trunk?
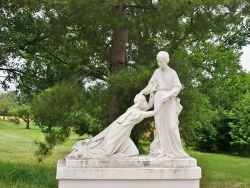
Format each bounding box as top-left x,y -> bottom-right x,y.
110,6 -> 127,73
108,3 -> 128,123
25,119 -> 30,129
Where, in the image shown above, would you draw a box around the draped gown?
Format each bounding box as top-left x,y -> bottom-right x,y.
143,67 -> 189,158
68,106 -> 144,158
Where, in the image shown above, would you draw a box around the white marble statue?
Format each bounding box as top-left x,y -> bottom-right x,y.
68,86 -> 161,158
139,51 -> 189,158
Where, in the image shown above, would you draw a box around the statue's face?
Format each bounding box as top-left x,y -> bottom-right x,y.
138,97 -> 147,110
157,56 -> 168,70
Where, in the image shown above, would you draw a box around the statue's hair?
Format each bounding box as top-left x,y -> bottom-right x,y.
134,94 -> 146,105
157,51 -> 169,63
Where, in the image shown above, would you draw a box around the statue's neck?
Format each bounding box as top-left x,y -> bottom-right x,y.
161,65 -> 170,71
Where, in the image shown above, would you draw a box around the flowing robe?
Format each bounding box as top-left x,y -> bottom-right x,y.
144,67 -> 189,158
68,107 -> 144,158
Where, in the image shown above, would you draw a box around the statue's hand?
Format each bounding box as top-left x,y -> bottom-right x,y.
136,90 -> 144,96
151,84 -> 159,94
162,97 -> 168,103
135,93 -> 143,100
162,93 -> 171,103
151,88 -> 158,94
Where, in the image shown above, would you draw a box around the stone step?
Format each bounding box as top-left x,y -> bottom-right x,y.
64,155 -> 197,168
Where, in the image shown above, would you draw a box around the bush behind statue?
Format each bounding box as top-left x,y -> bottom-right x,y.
31,67 -> 155,159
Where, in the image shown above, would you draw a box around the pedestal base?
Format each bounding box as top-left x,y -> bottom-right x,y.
56,156 -> 201,188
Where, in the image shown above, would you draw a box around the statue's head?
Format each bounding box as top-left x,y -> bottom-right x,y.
134,94 -> 147,110
156,51 -> 169,69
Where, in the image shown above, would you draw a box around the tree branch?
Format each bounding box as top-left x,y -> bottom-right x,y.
70,66 -> 103,87
0,68 -> 20,73
125,5 -> 156,10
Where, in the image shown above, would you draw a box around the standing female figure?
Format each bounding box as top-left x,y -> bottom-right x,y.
140,51 -> 189,158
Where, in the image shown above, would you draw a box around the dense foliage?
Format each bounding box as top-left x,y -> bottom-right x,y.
10,104 -> 32,129
0,92 -> 17,116
1,0 -> 250,157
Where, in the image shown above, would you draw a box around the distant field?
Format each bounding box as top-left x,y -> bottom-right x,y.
0,120 -> 79,188
0,120 -> 250,188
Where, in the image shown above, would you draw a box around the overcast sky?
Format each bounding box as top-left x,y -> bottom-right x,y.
240,45 -> 250,72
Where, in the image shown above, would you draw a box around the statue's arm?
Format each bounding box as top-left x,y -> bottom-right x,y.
162,71 -> 182,102
141,84 -> 153,95
144,84 -> 159,110
141,70 -> 157,95
143,102 -> 162,118
170,85 -> 182,97
170,71 -> 182,96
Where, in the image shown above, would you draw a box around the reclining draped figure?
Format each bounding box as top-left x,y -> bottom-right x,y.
68,85 -> 160,158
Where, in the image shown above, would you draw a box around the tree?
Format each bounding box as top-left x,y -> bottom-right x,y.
31,83 -> 81,159
10,104 -> 33,129
2,0 -> 250,157
1,0 -> 249,101
0,92 -> 17,116
229,90 -> 250,157
227,73 -> 250,156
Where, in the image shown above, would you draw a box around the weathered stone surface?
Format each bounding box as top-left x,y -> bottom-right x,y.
57,156 -> 202,188
65,155 -> 197,168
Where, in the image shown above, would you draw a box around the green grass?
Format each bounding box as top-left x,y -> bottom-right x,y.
0,120 -> 80,188
189,150 -> 250,188
0,120 -> 250,188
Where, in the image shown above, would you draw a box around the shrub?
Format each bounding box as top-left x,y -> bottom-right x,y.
229,91 -> 250,157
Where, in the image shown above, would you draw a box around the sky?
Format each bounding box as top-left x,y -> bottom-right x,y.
0,46 -> 250,92
240,45 -> 250,72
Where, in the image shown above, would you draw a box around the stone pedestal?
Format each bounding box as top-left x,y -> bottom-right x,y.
56,156 -> 201,188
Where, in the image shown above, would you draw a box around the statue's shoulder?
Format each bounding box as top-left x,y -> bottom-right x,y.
154,68 -> 161,74
168,67 -> 175,72
169,67 -> 178,75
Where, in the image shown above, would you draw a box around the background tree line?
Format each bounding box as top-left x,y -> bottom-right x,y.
0,0 -> 250,158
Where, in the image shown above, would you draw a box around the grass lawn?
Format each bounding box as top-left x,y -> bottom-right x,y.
0,120 -> 250,188
189,151 -> 250,188
0,120 -> 80,188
